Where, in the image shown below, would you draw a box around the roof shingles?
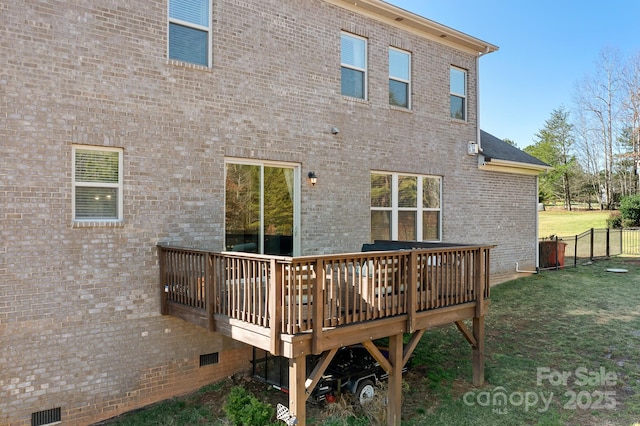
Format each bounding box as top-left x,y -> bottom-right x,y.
480,130 -> 549,167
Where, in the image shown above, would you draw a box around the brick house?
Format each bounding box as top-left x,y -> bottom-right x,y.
1,0 -> 548,425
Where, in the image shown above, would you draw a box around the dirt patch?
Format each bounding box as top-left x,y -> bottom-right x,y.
619,257 -> 640,265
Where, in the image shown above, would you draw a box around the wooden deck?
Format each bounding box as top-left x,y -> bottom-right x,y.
158,243 -> 493,425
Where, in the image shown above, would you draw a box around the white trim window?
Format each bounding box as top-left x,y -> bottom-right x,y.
389,47 -> 410,108
224,159 -> 300,256
168,0 -> 211,67
371,172 -> 442,242
450,66 -> 467,120
73,145 -> 123,221
341,32 -> 367,99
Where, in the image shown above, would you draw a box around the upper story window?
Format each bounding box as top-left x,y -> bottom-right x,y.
371,172 -> 442,242
450,67 -> 467,120
73,146 -> 123,221
341,32 -> 367,99
389,47 -> 410,108
168,0 -> 211,67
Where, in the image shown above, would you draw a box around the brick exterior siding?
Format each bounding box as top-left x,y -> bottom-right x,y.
0,0 -> 535,424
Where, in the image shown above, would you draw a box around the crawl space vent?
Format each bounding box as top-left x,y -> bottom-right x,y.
32,407 -> 61,426
200,352 -> 219,367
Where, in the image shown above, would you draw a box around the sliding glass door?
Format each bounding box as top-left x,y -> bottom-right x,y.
225,161 -> 298,255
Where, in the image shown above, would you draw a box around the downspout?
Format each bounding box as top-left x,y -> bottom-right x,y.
476,51 -> 482,153
515,173 -> 540,274
476,47 -> 538,275
534,175 -> 536,271
475,46 -> 492,153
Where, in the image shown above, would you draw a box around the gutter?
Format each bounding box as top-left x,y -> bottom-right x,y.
481,157 -> 552,172
479,158 -> 552,176
474,47 -> 541,275
475,45 -> 493,154
536,176 -> 540,269
324,0 -> 498,55
476,52 -> 482,154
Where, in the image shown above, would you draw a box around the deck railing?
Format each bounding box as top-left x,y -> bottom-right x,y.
158,244 -> 491,339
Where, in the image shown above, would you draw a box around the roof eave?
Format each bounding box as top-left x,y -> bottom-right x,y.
479,158 -> 553,176
324,0 -> 499,55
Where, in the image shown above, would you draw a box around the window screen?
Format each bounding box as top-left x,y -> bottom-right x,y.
169,0 -> 210,66
341,33 -> 367,99
74,147 -> 122,221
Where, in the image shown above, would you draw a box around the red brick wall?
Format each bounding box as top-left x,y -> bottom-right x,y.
0,0 -> 533,424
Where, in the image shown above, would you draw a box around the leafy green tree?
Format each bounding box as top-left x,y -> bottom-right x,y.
525,107 -> 576,210
525,135 -> 559,205
619,194 -> 640,226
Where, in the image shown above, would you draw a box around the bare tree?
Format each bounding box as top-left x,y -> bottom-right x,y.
573,109 -> 603,206
622,51 -> 640,193
573,48 -> 624,209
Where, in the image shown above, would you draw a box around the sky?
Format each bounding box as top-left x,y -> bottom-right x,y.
386,1 -> 640,149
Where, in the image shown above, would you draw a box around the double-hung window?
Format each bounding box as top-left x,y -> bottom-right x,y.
73,145 -> 123,221
389,47 -> 410,108
371,172 -> 441,242
168,0 -> 211,67
450,67 -> 467,120
341,32 -> 367,99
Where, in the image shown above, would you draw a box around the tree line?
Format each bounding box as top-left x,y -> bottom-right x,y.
523,48 -> 640,211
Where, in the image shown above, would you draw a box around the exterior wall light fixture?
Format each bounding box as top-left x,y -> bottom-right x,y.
308,171 -> 318,186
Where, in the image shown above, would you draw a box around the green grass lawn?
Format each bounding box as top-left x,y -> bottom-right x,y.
539,210 -> 612,238
403,257 -> 640,426
102,258 -> 640,426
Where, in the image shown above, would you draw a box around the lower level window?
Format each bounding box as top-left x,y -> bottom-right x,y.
73,145 -> 123,221
370,172 -> 441,242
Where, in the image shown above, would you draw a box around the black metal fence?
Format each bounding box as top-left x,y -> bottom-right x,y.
539,228 -> 640,270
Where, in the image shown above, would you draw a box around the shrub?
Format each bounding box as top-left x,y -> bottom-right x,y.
223,386 -> 276,426
619,194 -> 640,226
606,211 -> 622,229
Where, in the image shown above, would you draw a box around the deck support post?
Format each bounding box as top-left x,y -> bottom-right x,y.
387,333 -> 403,426
472,248 -> 486,386
289,355 -> 306,426
472,315 -> 485,386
